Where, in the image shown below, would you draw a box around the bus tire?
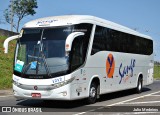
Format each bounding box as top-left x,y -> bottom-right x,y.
136,77 -> 143,93
87,82 -> 97,104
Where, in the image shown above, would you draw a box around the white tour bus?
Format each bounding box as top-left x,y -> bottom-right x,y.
4,15 -> 154,104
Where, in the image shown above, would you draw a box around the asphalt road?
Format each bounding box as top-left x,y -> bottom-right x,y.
0,80 -> 160,115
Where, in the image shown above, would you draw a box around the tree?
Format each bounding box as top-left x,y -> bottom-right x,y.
4,0 -> 38,32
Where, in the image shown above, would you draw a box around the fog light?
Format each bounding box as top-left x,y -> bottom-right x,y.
62,91 -> 67,96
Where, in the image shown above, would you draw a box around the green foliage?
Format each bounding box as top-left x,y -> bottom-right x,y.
0,36 -> 16,89
12,0 -> 38,19
4,0 -> 38,32
154,65 -> 160,79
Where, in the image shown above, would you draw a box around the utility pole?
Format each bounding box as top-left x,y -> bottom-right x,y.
10,0 -> 14,32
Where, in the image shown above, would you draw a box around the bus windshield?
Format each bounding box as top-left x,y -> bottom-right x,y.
14,24 -> 93,79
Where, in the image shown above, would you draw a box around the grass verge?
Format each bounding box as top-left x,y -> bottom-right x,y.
0,36 -> 16,89
154,65 -> 160,79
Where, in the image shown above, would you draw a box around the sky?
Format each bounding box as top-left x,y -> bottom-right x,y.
0,0 -> 160,61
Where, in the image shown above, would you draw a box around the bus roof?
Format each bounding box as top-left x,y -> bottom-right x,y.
23,15 -> 152,40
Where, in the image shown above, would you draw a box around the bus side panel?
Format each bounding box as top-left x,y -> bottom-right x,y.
85,51 -> 153,95
70,69 -> 91,100
147,54 -> 154,85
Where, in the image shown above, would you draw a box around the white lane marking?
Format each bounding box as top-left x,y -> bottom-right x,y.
106,113 -> 124,115
124,112 -> 159,115
73,90 -> 160,115
149,95 -> 160,96
88,109 -> 96,112
74,112 -> 86,115
107,90 -> 160,106
122,101 -> 160,105
106,112 -> 160,115
0,95 -> 13,98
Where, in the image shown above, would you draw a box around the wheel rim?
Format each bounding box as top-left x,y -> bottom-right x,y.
89,87 -> 96,98
138,80 -> 142,91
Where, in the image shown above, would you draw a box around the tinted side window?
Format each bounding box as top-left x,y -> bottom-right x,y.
70,23 -> 93,72
91,25 -> 153,55
135,37 -> 153,55
70,36 -> 84,71
91,26 -> 106,55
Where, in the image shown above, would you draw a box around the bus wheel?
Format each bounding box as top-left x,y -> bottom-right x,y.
87,82 -> 97,104
136,77 -> 142,93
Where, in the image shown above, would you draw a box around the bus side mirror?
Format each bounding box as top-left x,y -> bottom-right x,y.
3,35 -> 20,53
65,32 -> 85,52
3,29 -> 23,54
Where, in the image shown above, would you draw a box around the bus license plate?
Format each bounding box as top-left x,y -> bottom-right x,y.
31,93 -> 41,98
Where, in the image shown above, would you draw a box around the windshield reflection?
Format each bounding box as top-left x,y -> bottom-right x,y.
14,23 -> 93,79
15,27 -> 71,78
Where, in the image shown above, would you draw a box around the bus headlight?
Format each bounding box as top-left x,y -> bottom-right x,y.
52,77 -> 75,89
12,77 -> 75,90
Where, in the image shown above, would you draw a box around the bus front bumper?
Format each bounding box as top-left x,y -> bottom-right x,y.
13,83 -> 71,100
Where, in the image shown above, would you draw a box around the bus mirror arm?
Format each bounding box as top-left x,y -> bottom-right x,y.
65,32 -> 85,52
3,35 -> 20,54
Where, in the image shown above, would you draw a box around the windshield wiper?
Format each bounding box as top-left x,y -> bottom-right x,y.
38,29 -> 52,77
40,51 -> 52,77
21,62 -> 31,76
20,29 -> 52,77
